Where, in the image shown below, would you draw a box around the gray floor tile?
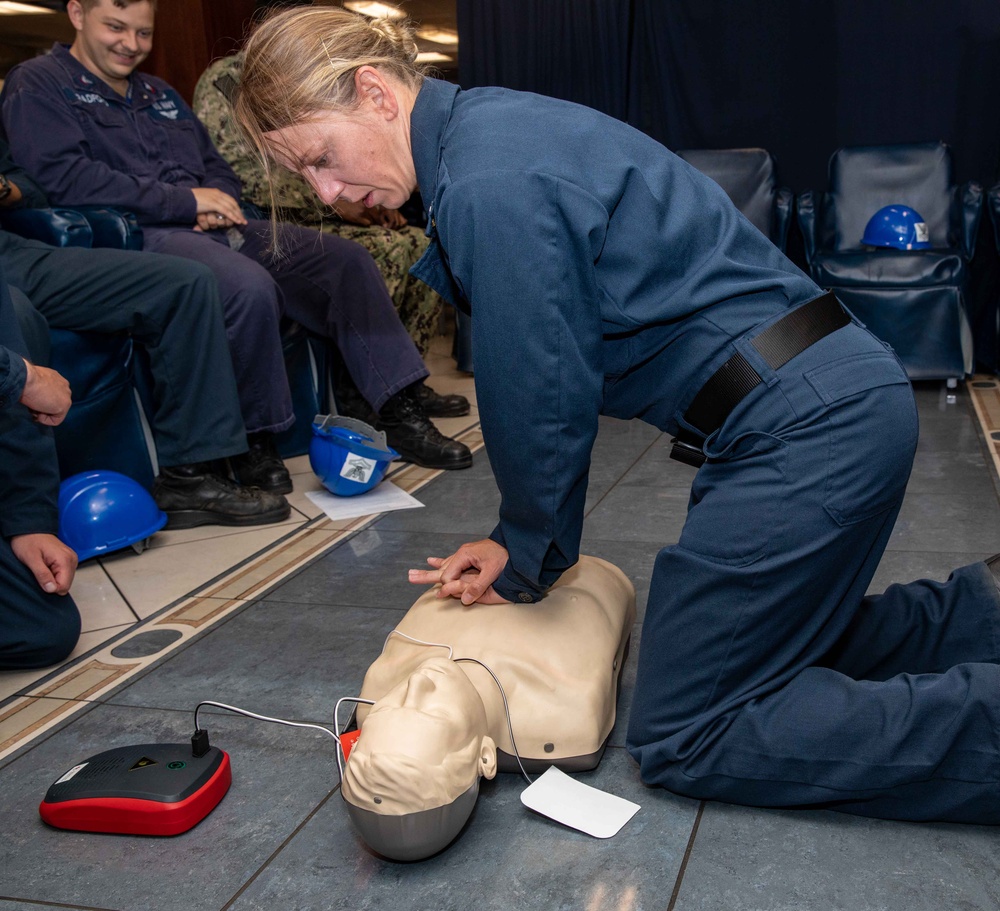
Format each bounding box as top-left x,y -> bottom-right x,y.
673,801 -> 1000,911
267,528 -> 486,610
583,485 -> 690,545
369,475 -> 502,535
867,548 -> 993,594
0,903 -> 92,911
905,446 -> 999,497
109,599 -> 407,719
887,490 -> 1000,554
227,748 -> 699,911
0,703 -> 342,911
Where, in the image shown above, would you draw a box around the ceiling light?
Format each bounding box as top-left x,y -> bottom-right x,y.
0,1 -> 56,13
343,2 -> 405,19
415,52 -> 453,64
416,27 -> 458,45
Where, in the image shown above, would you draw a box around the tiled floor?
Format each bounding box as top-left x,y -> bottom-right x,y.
2,350 -> 1000,910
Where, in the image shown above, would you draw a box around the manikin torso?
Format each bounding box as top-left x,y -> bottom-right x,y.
343,555 -> 636,823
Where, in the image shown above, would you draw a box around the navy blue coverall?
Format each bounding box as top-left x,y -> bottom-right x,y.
408,78 -> 1000,823
0,274 -> 80,669
0,44 -> 430,428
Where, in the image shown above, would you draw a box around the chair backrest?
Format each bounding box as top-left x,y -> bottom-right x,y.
677,147 -> 782,240
822,141 -> 954,251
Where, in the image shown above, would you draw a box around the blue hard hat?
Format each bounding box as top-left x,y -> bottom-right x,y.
309,414 -> 398,497
862,205 -> 931,250
58,470 -> 167,561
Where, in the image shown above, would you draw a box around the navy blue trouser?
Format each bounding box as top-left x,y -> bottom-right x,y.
2,287 -> 80,670
143,220 -> 429,423
0,236 -> 247,466
626,318 -> 1000,824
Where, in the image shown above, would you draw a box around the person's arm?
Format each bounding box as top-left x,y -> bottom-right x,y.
432,171 -> 608,604
0,288 -> 63,543
1,69 -> 198,224
0,138 -> 47,209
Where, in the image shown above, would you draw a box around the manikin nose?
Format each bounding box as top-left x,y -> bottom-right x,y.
402,671 -> 437,707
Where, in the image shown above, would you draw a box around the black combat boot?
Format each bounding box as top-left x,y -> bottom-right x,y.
153,463 -> 291,529
229,432 -> 293,494
412,380 -> 471,417
376,385 -> 473,470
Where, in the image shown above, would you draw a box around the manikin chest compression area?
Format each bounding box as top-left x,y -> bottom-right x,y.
340,555 -> 637,860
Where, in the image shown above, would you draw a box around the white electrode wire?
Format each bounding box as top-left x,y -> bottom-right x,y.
364,630 -> 534,783
193,699 -> 350,787
382,628 -> 453,658
454,657 -> 534,785
333,696 -> 376,782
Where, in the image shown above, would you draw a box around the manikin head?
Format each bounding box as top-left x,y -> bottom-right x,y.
342,657 -> 497,861
67,0 -> 156,95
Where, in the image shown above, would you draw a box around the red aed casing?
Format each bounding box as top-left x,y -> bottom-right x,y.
39,743 -> 231,836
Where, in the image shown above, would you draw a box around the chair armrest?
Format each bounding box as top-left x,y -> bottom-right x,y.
0,207 -> 93,248
774,186 -> 793,254
796,190 -> 817,264
955,181 -> 983,260
72,205 -> 143,251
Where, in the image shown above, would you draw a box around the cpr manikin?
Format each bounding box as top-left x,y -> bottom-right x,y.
341,555 -> 636,860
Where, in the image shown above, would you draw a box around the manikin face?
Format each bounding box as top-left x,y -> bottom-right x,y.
360,658 -> 486,767
344,657 -> 497,816
67,0 -> 154,94
263,69 -> 418,212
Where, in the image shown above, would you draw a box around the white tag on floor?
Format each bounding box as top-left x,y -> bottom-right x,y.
519,766 -> 640,838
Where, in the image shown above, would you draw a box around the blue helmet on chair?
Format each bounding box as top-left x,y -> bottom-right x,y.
862,205 -> 931,250
58,470 -> 167,561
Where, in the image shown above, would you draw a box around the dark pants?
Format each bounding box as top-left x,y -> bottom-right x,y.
0,236 -> 247,466
143,220 -> 428,418
627,317 -> 1000,824
0,535 -> 81,670
1,286 -> 80,671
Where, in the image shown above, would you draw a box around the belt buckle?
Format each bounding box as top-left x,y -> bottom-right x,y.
669,437 -> 706,468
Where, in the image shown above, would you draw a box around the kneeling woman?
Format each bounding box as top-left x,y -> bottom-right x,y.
235,5 -> 1000,825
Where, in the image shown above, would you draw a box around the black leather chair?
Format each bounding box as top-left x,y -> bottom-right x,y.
797,141 -> 982,383
677,148 -> 793,253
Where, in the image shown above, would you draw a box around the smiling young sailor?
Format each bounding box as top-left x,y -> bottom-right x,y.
0,0 -> 474,475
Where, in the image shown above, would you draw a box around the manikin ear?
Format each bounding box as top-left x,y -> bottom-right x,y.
479,736 -> 498,780
354,66 -> 399,120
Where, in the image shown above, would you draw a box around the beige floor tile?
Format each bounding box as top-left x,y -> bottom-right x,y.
101,523 -> 308,619
137,509 -> 305,551
0,624 -> 134,702
71,561 -> 137,633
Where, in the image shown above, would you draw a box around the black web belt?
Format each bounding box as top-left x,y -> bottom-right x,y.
670,291 -> 850,468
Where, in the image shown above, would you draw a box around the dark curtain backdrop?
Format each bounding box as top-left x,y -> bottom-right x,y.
457,0 -> 1000,369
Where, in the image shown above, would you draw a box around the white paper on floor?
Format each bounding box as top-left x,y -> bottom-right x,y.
306,481 -> 424,521
520,766 -> 641,838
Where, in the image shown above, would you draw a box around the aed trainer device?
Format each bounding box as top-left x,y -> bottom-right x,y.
39,742 -> 231,836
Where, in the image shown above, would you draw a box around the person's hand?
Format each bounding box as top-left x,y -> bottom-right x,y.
333,198 -> 376,226
20,360 -> 71,425
371,205 -> 407,229
191,188 -> 246,230
334,199 -> 407,230
11,533 -> 77,595
0,175 -> 24,208
409,539 -> 512,605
